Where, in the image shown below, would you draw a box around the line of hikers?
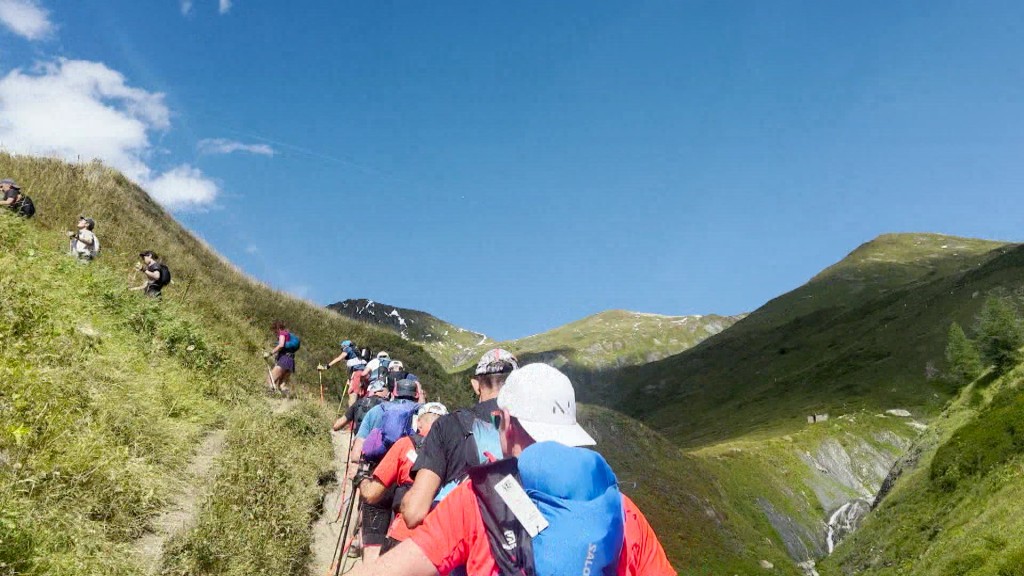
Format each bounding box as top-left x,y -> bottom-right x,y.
320,344 -> 676,576
2,178 -> 172,297
7,173 -> 674,574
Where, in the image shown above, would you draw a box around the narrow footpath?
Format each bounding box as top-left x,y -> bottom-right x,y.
133,429 -> 227,575
309,428 -> 359,576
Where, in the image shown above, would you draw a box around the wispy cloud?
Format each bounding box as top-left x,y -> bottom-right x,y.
218,0 -> 231,14
0,59 -> 220,210
180,0 -> 192,15
0,0 -> 54,40
198,138 -> 274,157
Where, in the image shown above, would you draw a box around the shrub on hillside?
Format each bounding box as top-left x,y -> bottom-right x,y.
975,297 -> 1024,373
945,322 -> 982,386
930,385 -> 1024,492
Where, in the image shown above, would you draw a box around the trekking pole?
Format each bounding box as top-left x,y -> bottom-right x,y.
264,355 -> 278,394
334,427 -> 358,522
318,369 -> 325,405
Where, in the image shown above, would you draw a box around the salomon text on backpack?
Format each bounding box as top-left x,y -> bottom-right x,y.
362,401 -> 419,460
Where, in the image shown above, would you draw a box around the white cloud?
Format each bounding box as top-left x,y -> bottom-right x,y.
147,165 -> 218,209
0,0 -> 53,40
0,58 -> 220,210
180,0 -> 192,15
218,0 -> 231,14
198,138 -> 274,157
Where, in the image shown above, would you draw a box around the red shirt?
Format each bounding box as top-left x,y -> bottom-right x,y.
371,435 -> 419,541
409,481 -> 677,576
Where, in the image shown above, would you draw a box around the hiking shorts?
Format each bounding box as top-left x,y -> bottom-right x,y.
361,500 -> 392,547
276,353 -> 295,373
348,371 -> 366,396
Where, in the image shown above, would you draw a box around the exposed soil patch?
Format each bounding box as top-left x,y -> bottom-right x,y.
134,429 -> 227,574
309,429 -> 358,575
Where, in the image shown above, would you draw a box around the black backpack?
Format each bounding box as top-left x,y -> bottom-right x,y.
352,395 -> 385,429
15,196 -> 34,218
156,264 -> 171,287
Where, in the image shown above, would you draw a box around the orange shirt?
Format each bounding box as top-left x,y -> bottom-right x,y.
409,481 -> 677,576
371,435 -> 419,541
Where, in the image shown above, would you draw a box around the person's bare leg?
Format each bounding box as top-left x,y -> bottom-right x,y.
269,366 -> 285,392
280,371 -> 292,394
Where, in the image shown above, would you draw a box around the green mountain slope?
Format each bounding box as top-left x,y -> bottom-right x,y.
822,362 -> 1024,575
329,299 -> 741,372
0,154 -> 467,576
607,233 -> 1017,448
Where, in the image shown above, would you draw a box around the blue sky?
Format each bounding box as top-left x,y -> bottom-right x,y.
1,1 -> 1023,340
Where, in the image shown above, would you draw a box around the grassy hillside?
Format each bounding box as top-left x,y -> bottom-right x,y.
0,153 -> 467,407
822,362 -> 1024,575
607,233 -> 1020,447
0,153 -> 470,576
577,405 -> 797,575
330,298 -> 740,373
0,214 -> 331,576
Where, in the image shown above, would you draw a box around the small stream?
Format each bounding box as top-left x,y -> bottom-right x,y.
826,499 -> 872,554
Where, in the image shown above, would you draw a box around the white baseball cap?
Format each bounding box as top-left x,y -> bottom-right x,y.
497,363 -> 595,447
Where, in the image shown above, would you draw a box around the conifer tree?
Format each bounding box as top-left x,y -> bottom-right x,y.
975,296 -> 1024,373
945,322 -> 981,385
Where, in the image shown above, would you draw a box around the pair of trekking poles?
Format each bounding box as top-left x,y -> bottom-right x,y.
327,428 -> 364,576
262,354 -> 326,404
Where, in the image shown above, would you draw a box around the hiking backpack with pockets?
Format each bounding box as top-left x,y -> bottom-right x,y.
468,442 -> 625,576
352,395 -> 385,430
433,408 -> 503,502
15,196 -> 35,218
362,401 -> 419,460
282,331 -> 301,353
156,264 -> 171,287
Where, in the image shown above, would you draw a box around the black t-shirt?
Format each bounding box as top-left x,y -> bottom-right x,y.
411,398 -> 498,485
3,189 -> 18,209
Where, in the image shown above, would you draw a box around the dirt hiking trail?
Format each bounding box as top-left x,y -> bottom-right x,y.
133,429 -> 227,574
309,428 -> 360,575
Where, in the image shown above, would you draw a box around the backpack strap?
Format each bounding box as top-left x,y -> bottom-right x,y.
434,409 -> 502,503
468,458 -> 537,576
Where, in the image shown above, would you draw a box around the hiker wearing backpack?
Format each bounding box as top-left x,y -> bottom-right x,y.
387,361 -> 425,402
265,320 -> 300,394
345,364 -> 676,576
401,348 -> 518,530
131,251 -> 171,298
67,217 -> 99,261
320,340 -> 370,406
362,351 -> 392,383
0,179 -> 34,218
332,379 -> 390,433
358,401 -> 448,555
351,378 -> 421,564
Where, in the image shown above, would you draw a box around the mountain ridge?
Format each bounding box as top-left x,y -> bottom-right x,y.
327,298 -> 743,372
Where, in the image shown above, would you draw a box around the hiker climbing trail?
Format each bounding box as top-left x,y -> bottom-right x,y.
133,429 -> 227,575
309,427 -> 360,575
